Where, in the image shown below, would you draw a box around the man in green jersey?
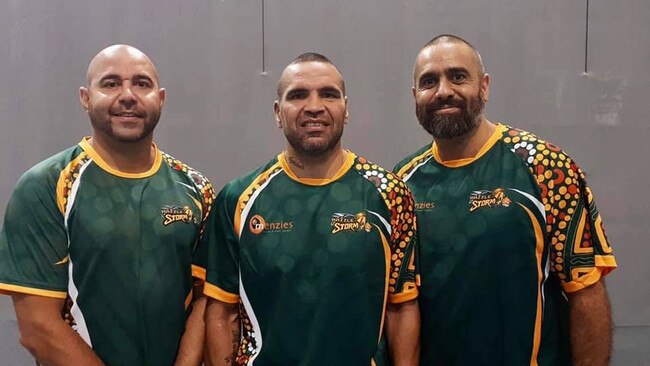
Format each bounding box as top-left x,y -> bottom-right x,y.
0,45 -> 213,366
204,53 -> 420,365
394,34 -> 617,366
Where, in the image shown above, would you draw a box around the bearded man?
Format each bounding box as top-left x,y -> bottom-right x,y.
395,34 -> 617,366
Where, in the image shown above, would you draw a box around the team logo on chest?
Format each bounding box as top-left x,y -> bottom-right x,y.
414,201 -> 436,211
331,212 -> 372,234
161,205 -> 198,226
248,214 -> 293,234
468,188 -> 512,212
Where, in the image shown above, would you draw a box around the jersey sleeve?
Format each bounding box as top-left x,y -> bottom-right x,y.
386,175 -> 420,304
0,170 -> 69,298
203,184 -> 240,304
189,175 -> 216,283
503,127 -> 617,293
542,154 -> 617,293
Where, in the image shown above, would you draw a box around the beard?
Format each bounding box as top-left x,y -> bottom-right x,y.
88,107 -> 160,143
416,89 -> 485,139
284,127 -> 344,158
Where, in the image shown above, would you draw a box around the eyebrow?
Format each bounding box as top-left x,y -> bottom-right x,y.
319,86 -> 341,95
96,73 -> 155,85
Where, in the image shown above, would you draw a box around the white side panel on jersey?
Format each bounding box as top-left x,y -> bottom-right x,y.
511,188 -> 551,314
64,159 -> 94,347
240,271 -> 263,365
238,168 -> 284,239
367,209 -> 392,235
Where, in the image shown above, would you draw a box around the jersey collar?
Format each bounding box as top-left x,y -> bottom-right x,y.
279,150 -> 355,186
79,137 -> 163,179
431,123 -> 507,168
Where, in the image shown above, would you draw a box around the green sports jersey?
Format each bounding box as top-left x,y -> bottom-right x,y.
394,124 -> 616,366
0,138 -> 215,366
204,151 -> 419,366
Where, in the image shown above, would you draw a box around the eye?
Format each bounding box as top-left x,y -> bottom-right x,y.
134,80 -> 153,88
286,91 -> 307,100
419,77 -> 436,89
321,91 -> 340,99
101,80 -> 119,88
450,73 -> 467,83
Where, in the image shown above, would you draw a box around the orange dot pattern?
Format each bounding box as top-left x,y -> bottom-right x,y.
502,126 -> 608,283
57,152 -> 92,214
162,152 -> 217,239
353,156 -> 418,297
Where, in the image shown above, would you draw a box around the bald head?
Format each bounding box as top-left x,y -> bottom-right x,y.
86,44 -> 159,86
414,34 -> 485,83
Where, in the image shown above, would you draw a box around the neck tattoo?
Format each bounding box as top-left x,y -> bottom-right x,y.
288,155 -> 304,169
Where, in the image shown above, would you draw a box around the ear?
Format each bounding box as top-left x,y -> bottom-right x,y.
158,88 -> 166,109
274,101 -> 282,128
79,87 -> 90,112
343,96 -> 349,124
480,73 -> 490,102
411,85 -> 416,100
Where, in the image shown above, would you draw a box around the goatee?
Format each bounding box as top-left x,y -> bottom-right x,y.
416,91 -> 485,139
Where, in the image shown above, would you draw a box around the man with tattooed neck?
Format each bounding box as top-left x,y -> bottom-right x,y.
204,53 -> 420,366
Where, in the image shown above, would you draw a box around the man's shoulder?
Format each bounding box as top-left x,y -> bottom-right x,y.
15,145 -> 84,190
498,124 -> 575,166
349,152 -> 413,204
218,155 -> 283,201
160,151 -> 212,187
393,143 -> 434,179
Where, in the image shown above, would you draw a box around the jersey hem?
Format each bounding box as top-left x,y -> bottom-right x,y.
204,282 -> 239,303
191,265 -> 207,280
562,267 -> 607,293
0,282 -> 67,298
388,289 -> 418,304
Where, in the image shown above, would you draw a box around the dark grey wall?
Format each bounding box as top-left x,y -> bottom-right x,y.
1,1 -> 648,364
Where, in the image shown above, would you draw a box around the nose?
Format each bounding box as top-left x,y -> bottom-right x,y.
435,77 -> 454,101
118,82 -> 137,107
304,94 -> 325,116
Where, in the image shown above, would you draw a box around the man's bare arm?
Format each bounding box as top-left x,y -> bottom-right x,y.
174,291 -> 207,366
204,298 -> 240,366
568,278 -> 613,366
385,299 -> 420,366
11,293 -> 104,366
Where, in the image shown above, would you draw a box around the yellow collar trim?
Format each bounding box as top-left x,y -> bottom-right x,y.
79,137 -> 162,179
279,150 -> 355,186
432,123 -> 506,168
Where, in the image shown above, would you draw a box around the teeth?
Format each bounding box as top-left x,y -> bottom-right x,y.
305,122 -> 325,127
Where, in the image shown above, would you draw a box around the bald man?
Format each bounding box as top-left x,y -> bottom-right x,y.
204,53 -> 420,365
394,34 -> 617,365
0,45 -> 214,366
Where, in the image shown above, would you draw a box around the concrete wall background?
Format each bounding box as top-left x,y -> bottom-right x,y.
1,1 -> 648,364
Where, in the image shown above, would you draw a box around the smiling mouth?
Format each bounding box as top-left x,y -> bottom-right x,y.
301,121 -> 328,128
433,106 -> 462,114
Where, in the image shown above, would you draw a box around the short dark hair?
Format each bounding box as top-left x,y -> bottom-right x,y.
414,34 -> 485,79
277,52 -> 346,98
